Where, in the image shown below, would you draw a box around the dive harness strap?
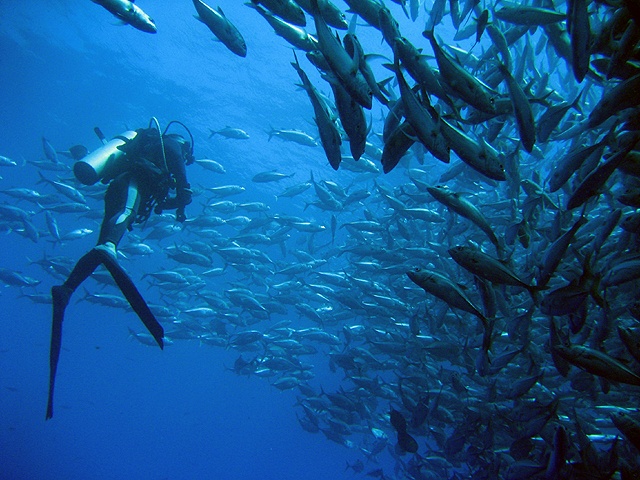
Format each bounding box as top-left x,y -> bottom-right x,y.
46,250 -> 163,420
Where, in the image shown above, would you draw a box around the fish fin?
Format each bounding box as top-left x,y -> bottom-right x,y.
245,1 -> 261,12
380,62 -> 395,72
349,35 -> 363,75
291,49 -> 300,67
422,27 -> 435,42
36,170 -> 50,185
572,88 -> 585,115
348,13 -> 358,35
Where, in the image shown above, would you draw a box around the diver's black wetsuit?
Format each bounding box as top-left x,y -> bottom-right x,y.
97,133 -> 190,244
46,128 -> 192,420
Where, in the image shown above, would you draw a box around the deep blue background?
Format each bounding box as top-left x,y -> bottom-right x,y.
0,1 -> 427,478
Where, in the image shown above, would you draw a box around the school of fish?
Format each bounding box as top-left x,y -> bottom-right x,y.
2,0 -> 640,478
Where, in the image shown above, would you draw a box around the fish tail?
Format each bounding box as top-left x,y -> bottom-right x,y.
528,287 -> 541,305
348,13 -> 358,35
422,27 -> 435,41
481,316 -> 494,352
590,283 -> 607,310
572,88 -> 585,115
493,235 -> 505,260
36,170 -> 49,185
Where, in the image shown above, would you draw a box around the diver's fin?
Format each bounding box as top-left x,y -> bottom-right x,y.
98,252 -> 164,349
46,285 -> 72,420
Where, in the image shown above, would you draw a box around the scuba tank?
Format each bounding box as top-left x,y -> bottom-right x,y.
73,119 -> 194,186
73,129 -> 138,185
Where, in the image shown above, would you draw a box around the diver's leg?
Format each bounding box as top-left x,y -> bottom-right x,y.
50,173 -> 136,306
93,176 -> 163,347
47,175 -> 143,418
97,173 -> 141,255
51,238 -> 106,323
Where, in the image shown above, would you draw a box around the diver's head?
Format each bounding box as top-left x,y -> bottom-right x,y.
158,119 -> 195,165
164,133 -> 194,165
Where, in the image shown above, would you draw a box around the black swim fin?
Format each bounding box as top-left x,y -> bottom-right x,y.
46,285 -> 72,420
98,251 -> 164,349
45,249 -> 163,420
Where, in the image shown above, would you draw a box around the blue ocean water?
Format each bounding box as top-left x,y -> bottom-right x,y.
0,1 -> 411,478
2,0 -> 639,479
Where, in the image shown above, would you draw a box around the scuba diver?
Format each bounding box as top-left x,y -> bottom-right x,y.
46,117 -> 194,420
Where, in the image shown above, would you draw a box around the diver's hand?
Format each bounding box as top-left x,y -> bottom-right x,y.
176,207 -> 186,223
178,187 -> 192,207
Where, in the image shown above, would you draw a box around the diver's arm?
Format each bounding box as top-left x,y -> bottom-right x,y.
155,179 -> 192,222
160,186 -> 192,210
155,138 -> 192,219
163,142 -> 192,210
